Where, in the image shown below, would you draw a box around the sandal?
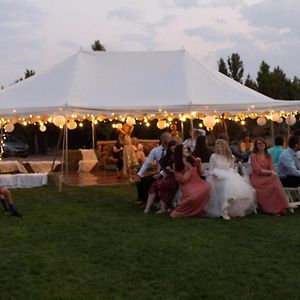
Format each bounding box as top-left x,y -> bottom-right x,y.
155,210 -> 165,214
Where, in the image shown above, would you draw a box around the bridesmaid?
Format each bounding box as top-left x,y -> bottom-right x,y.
250,137 -> 298,215
170,144 -> 210,218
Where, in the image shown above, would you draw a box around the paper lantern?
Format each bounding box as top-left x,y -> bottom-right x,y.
271,112 -> 280,122
39,125 -> 47,132
257,117 -> 267,126
126,116 -> 136,126
277,117 -> 283,124
157,120 -> 166,129
203,116 -> 216,130
4,123 -> 14,132
115,123 -> 123,130
53,115 -> 66,127
67,121 -> 77,130
286,115 -> 296,126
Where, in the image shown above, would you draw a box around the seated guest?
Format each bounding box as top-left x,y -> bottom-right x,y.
0,187 -> 23,217
207,139 -> 256,220
132,137 -> 146,165
183,129 -> 204,152
278,135 -> 300,187
240,134 -> 253,154
170,144 -> 210,218
268,136 -> 284,164
135,132 -> 172,204
112,139 -> 123,178
250,138 -> 297,215
144,140 -> 178,214
192,135 -> 213,163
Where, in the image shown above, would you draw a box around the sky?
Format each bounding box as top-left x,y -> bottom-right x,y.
1,0 -> 300,87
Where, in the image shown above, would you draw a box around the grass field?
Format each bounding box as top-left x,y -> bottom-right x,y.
0,185 -> 300,300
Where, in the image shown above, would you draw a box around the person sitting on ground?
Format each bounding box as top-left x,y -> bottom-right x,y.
278,135 -> 300,187
170,144 -> 210,218
135,132 -> 172,205
0,187 -> 23,217
250,138 -> 297,215
112,139 -> 123,178
192,135 -> 213,163
132,137 -> 146,165
183,129 -> 205,152
206,139 -> 256,220
267,136 -> 284,164
144,140 -> 178,214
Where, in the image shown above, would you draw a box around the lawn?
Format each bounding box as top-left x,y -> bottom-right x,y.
0,185 -> 300,300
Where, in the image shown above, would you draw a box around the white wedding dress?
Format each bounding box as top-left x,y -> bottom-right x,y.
206,154 -> 256,218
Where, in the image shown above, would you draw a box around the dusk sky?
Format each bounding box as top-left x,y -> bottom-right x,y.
1,0 -> 299,87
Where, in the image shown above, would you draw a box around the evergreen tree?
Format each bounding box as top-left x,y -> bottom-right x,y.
256,61 -> 272,96
244,74 -> 257,90
218,58 -> 228,76
91,40 -> 106,51
218,53 -> 244,83
227,53 -> 244,83
24,69 -> 35,79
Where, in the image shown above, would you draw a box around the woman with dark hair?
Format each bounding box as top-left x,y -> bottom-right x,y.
192,135 -> 213,163
144,140 -> 178,213
170,144 -> 210,217
250,137 -> 297,214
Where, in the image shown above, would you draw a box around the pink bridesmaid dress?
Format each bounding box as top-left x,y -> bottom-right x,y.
250,153 -> 288,214
171,165 -> 210,217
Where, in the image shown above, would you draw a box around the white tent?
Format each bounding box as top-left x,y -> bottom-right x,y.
0,49 -> 299,118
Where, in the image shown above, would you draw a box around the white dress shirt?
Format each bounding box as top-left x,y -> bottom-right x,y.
137,145 -> 166,176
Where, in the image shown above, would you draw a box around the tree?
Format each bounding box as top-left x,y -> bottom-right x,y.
291,76 -> 300,99
256,61 -> 272,96
227,53 -> 244,83
244,74 -> 257,91
91,40 -> 106,51
218,58 -> 228,76
24,69 -> 35,79
218,53 -> 244,83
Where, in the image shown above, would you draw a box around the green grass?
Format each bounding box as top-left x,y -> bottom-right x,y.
1,185 -> 300,300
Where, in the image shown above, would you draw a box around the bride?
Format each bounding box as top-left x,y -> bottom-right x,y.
206,139 -> 256,220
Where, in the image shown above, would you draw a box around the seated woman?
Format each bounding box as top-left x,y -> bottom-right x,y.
144,140 -> 178,214
207,139 -> 256,220
170,144 -> 210,218
250,138 -> 298,215
192,135 -> 213,163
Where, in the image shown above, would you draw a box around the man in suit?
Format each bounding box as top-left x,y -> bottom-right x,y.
135,132 -> 172,204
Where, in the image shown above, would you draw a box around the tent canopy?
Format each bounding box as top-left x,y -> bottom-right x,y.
0,49 -> 299,118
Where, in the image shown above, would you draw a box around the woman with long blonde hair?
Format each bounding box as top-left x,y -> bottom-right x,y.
207,139 -> 256,220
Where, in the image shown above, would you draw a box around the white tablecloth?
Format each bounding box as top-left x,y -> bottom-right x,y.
24,161 -> 61,173
78,149 -> 98,172
0,173 -> 47,188
0,161 -> 28,174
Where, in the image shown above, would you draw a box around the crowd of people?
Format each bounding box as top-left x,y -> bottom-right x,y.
135,130 -> 300,220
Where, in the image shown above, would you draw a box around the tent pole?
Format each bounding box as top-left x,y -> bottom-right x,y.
59,124 -> 66,192
190,118 -> 194,131
51,128 -> 63,172
270,120 -> 275,145
92,121 -> 95,149
66,121 -> 69,177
